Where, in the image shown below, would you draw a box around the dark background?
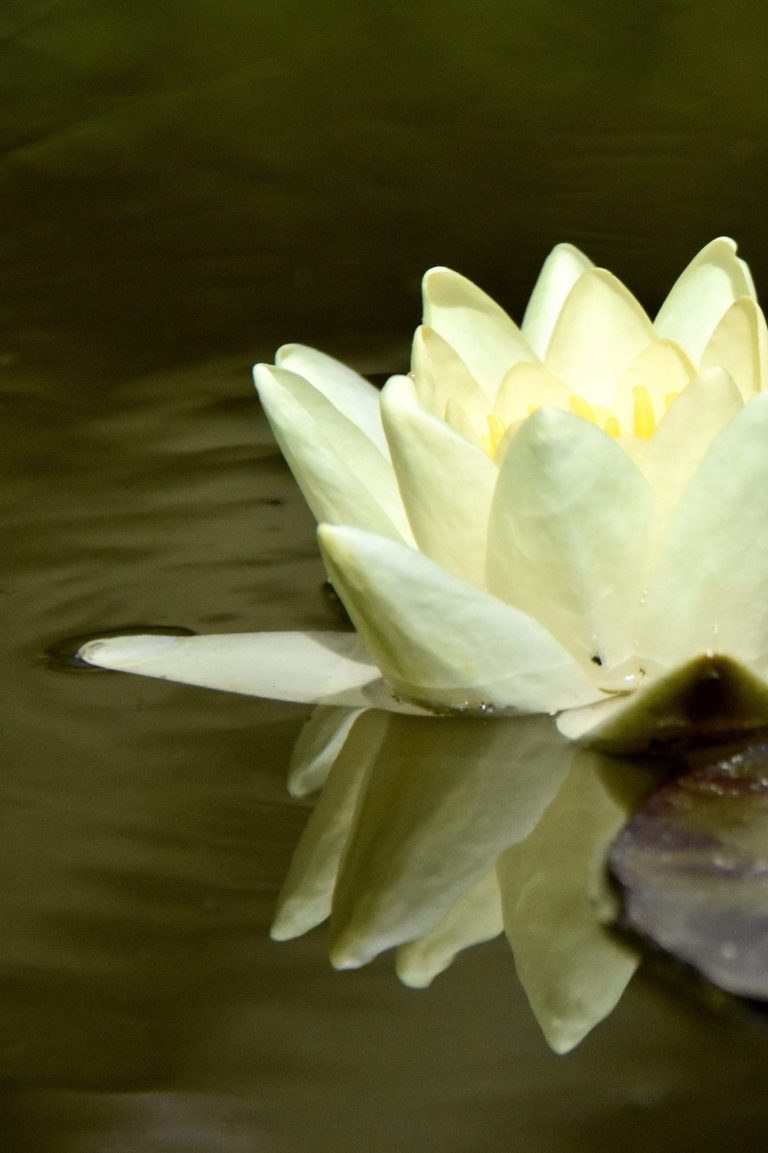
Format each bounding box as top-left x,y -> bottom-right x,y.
4,3 -> 768,1151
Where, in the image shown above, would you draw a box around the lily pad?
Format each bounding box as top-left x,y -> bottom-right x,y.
609,738 -> 768,999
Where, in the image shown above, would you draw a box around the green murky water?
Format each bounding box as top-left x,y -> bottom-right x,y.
4,3 -> 768,1149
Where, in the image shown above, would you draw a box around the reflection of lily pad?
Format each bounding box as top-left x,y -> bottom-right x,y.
609,739 -> 768,999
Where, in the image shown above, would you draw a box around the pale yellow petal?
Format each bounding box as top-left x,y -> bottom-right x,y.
700,297 -> 768,401
522,242 -> 595,357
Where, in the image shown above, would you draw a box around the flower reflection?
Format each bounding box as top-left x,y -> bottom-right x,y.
273,708 -> 650,1053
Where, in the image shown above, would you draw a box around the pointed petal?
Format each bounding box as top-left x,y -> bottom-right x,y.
254,364 -> 411,541
556,654 -> 768,753
497,750 -> 646,1053
522,242 -> 595,357
271,711 -> 387,939
486,408 -> 658,674
638,367 -> 743,513
637,390 -> 768,672
318,524 -> 601,714
395,871 -> 503,988
274,344 -> 390,455
287,705 -> 365,797
422,267 -> 537,399
544,270 -> 655,405
381,374 -> 498,589
410,324 -> 488,423
329,713 -> 571,968
700,297 -> 768,401
654,238 -> 756,363
492,362 -> 571,427
78,631 -> 395,708
615,338 -> 696,427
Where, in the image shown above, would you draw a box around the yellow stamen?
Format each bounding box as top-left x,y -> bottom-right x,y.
603,415 -> 621,438
632,385 -> 656,439
569,394 -> 599,425
484,413 -> 506,458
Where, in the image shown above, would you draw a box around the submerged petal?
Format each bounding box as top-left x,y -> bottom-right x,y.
78,631 -> 396,708
286,705 -> 365,797
422,267 -> 537,399
318,524 -> 602,714
487,408 -> 657,674
497,750 -> 646,1053
272,710 -> 387,940
381,374 -> 498,589
654,237 -> 757,363
329,713 -> 571,968
254,364 -> 412,541
395,871 -> 503,988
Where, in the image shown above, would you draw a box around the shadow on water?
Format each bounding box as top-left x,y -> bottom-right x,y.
3,1 -> 768,1149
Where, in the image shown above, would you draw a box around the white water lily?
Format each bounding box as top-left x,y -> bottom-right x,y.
78,237 -> 768,1049
82,236 -> 768,747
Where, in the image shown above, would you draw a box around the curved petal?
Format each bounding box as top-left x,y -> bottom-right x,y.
497,750 -> 645,1053
329,713 -> 571,968
637,367 -> 743,514
274,344 -> 390,456
700,297 -> 768,401
637,389 -> 768,673
395,871 -> 503,988
557,654 -> 768,753
614,338 -> 696,430
654,237 -> 756,363
486,408 -> 658,674
271,710 -> 388,940
381,374 -> 498,589
521,242 -> 595,357
492,361 -> 571,427
422,267 -> 537,399
78,631 -> 394,708
409,324 -> 488,423
318,524 -> 602,714
287,705 -> 365,797
544,270 -> 655,405
254,364 -> 412,541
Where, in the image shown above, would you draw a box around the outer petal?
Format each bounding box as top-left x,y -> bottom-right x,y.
654,237 -> 757,363
381,374 -> 498,589
636,389 -> 768,674
557,654 -> 768,753
77,631 -> 402,709
274,344 -> 390,456
254,364 -> 412,541
521,242 -> 595,357
637,367 -> 743,514
544,270 -> 655,406
329,713 -> 572,968
699,297 -> 768,401
486,408 -> 658,675
286,705 -> 365,797
271,711 -> 387,940
497,750 -> 645,1053
318,524 -> 602,714
422,267 -> 537,399
395,871 -> 503,988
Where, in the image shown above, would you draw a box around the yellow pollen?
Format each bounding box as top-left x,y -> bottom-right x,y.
569,394 -> 598,424
632,385 -> 656,439
484,413 -> 506,458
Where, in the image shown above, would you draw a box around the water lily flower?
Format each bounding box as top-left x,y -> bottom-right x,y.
81,236 -> 768,749
78,237 -> 768,1048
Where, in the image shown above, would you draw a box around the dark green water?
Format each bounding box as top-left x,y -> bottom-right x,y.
4,3 -> 768,1149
